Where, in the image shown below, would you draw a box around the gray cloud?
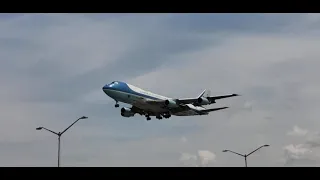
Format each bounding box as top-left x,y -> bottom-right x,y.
0,14 -> 220,104
1,13 -> 320,166
163,13 -> 304,34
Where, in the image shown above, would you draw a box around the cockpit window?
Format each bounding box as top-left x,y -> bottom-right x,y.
109,81 -> 118,87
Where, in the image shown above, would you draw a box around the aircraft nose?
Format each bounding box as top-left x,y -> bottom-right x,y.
102,84 -> 109,91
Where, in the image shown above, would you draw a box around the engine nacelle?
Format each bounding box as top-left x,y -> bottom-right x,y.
164,99 -> 179,108
121,107 -> 135,117
197,97 -> 211,105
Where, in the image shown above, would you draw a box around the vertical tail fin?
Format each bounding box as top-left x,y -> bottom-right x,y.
197,89 -> 211,98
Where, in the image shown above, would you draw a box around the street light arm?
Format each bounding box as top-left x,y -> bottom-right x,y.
60,118 -> 81,135
42,127 -> 59,136
224,150 -> 245,157
247,145 -> 269,157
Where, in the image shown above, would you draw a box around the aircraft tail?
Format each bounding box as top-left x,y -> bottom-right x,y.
197,89 -> 211,98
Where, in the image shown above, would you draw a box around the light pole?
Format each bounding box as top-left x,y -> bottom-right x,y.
222,144 -> 269,167
36,116 -> 88,167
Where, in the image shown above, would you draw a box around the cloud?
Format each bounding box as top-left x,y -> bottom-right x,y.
282,144 -> 318,167
305,132 -> 320,149
178,137 -> 216,167
179,150 -> 216,167
283,126 -> 320,166
2,13 -> 320,166
287,126 -> 309,137
284,144 -> 311,158
179,152 -> 198,166
283,143 -> 320,166
198,150 -> 216,166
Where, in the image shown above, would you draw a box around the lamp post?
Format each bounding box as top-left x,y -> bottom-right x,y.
36,116 -> 88,167
222,144 -> 269,167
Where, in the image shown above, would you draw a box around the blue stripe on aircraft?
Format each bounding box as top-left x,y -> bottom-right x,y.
103,81 -> 160,100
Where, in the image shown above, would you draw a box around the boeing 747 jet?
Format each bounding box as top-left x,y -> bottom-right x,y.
102,81 -> 239,121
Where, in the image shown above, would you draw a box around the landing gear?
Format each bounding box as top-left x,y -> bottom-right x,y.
115,100 -> 119,108
143,112 -> 170,121
145,114 -> 151,121
163,113 -> 171,119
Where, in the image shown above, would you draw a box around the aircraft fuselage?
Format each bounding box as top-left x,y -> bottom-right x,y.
102,81 -> 237,120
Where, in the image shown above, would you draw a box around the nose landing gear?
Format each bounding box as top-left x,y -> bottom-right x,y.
115,100 -> 119,108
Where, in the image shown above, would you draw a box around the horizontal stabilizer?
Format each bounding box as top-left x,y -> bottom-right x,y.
210,94 -> 239,100
201,107 -> 228,113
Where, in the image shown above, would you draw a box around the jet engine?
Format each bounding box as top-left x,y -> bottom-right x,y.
164,99 -> 179,108
197,97 -> 212,105
121,107 -> 135,117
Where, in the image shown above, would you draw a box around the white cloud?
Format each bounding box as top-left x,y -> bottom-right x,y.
283,126 -> 320,166
198,150 -> 216,166
179,150 -> 216,167
287,125 -> 309,137
284,144 -> 311,158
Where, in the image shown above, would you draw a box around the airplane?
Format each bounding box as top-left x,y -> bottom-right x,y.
102,81 -> 239,121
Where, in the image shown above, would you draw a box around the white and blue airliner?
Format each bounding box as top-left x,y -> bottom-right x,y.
102,81 -> 239,121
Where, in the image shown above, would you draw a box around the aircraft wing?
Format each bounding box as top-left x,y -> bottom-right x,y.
177,93 -> 239,105
135,90 -> 239,110
130,105 -> 145,115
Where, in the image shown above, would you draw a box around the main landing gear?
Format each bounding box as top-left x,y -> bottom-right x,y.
145,112 -> 171,121
155,113 -> 171,120
163,113 -> 171,119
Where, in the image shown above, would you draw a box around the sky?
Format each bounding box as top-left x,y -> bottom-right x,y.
1,13 -> 320,167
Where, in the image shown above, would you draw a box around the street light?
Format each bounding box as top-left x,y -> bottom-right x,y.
36,116 -> 88,167
222,144 -> 269,167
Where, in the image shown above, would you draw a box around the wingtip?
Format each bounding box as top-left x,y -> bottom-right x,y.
233,94 -> 241,96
